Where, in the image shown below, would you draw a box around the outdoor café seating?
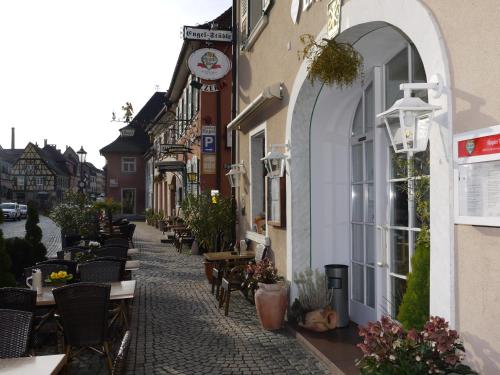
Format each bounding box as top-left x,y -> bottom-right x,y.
37,259 -> 78,279
0,309 -> 33,358
93,246 -> 128,259
53,283 -> 114,371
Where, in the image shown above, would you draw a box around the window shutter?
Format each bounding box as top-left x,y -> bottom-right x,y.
240,0 -> 248,44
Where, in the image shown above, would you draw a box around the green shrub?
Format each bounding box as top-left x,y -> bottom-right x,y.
0,215 -> 15,287
25,201 -> 47,263
397,230 -> 430,330
5,237 -> 34,280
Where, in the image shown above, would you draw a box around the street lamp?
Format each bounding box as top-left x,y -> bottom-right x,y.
77,146 -> 87,193
261,143 -> 290,178
225,162 -> 245,188
377,76 -> 442,154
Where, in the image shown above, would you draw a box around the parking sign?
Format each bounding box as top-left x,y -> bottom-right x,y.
202,126 -> 216,153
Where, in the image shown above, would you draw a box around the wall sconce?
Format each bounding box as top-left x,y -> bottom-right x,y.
377,76 -> 442,154
226,162 -> 245,188
187,171 -> 198,184
261,142 -> 290,178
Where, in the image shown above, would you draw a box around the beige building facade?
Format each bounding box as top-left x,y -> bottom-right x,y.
230,0 -> 500,372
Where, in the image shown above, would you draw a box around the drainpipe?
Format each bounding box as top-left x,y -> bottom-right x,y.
231,0 -> 238,245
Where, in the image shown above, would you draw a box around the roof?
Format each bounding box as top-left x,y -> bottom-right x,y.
0,149 -> 24,165
166,7 -> 232,105
40,145 -> 71,176
100,92 -> 165,155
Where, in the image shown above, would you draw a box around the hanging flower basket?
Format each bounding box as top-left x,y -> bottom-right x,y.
299,34 -> 363,88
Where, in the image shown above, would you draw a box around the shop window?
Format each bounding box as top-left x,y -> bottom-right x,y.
250,129 -> 266,232
122,188 -> 136,214
121,157 -> 136,173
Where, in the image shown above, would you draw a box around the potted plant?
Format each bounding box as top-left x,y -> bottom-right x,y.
289,268 -> 336,332
298,34 -> 363,87
247,258 -> 287,330
357,316 -> 477,375
45,270 -> 74,287
157,210 -> 166,231
93,198 -> 121,234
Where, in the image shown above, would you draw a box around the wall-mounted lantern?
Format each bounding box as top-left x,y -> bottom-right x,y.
377,76 -> 442,154
187,171 -> 198,184
225,162 -> 245,188
261,142 -> 290,178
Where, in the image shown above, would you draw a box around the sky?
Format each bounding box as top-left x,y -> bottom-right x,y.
0,0 -> 231,168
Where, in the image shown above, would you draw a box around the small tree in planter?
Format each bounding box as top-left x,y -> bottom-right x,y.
5,237 -> 34,281
299,34 -> 363,87
357,316 -> 477,375
0,215 -> 15,287
93,198 -> 121,234
25,201 -> 47,263
50,192 -> 99,245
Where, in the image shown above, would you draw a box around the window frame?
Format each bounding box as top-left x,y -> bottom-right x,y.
121,157 -> 137,173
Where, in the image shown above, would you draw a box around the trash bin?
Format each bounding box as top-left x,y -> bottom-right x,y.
324,264 -> 349,327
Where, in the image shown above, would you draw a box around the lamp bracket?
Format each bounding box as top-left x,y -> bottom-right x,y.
400,74 -> 443,99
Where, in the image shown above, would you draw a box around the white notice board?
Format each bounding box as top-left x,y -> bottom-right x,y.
454,125 -> 500,226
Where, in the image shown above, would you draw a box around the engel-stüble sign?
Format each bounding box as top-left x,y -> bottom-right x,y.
188,48 -> 231,81
457,133 -> 500,158
183,27 -> 232,42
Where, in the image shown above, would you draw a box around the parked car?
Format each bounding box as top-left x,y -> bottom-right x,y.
19,204 -> 28,219
1,202 -> 21,221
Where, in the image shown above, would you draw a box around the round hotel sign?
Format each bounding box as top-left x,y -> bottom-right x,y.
187,48 -> 231,81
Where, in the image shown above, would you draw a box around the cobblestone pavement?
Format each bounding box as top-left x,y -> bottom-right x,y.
34,222 -> 331,375
0,215 -> 61,257
125,222 -> 331,375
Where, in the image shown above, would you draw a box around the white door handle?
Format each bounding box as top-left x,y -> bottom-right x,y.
376,225 -> 388,267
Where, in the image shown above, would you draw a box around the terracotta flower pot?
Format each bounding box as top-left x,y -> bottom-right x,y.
255,282 -> 287,330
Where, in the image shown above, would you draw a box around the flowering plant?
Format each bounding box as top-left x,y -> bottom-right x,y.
45,270 -> 73,284
357,316 -> 477,375
246,258 -> 283,288
88,241 -> 100,249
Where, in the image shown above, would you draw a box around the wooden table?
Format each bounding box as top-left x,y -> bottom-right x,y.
0,354 -> 66,375
204,251 -> 255,262
125,260 -> 139,271
36,280 -> 136,306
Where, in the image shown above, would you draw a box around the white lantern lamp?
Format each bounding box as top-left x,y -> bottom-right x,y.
226,162 -> 245,188
261,143 -> 290,178
377,77 -> 442,154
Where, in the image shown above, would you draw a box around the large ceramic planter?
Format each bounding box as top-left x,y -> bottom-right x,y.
255,282 -> 287,330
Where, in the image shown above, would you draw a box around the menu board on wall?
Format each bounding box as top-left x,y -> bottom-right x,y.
458,161 -> 500,217
267,177 -> 286,227
454,125 -> 500,226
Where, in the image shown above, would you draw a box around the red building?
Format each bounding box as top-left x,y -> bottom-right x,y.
100,92 -> 165,217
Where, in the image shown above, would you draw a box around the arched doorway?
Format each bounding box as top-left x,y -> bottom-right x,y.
286,0 -> 453,325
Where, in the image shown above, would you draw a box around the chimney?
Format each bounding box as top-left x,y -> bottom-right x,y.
44,139 -> 47,147
11,127 -> 14,150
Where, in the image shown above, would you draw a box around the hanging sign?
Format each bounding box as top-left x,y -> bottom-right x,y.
327,0 -> 342,39
183,26 -> 232,42
188,48 -> 231,81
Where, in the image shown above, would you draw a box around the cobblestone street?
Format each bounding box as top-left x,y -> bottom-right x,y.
0,215 -> 61,257
125,221 -> 331,375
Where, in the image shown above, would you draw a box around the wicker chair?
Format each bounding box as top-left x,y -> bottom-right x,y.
79,260 -> 122,283
104,238 -> 129,248
24,264 -> 69,286
119,224 -> 136,247
0,288 -> 36,312
0,309 -> 33,358
53,283 -> 113,371
111,331 -> 131,375
93,246 -> 128,259
94,257 -> 127,280
37,260 -> 77,279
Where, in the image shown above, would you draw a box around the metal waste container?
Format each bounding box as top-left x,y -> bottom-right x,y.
324,264 -> 349,327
